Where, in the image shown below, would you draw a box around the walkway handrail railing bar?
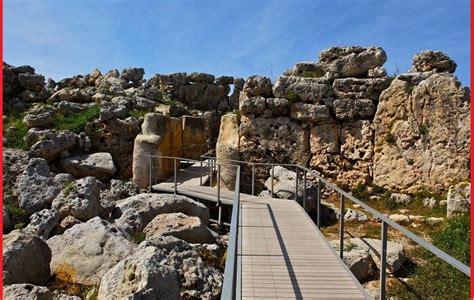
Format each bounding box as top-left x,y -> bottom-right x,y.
221,165 -> 241,299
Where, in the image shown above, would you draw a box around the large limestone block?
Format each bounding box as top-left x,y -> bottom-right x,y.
373,73 -> 470,193
216,113 -> 240,190
272,76 -> 333,103
182,116 -> 208,160
59,152 -> 117,180
447,182 -> 470,218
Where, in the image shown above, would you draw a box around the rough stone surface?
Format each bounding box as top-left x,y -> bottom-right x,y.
17,158 -> 65,214
289,102 -> 331,123
447,182 -> 470,218
52,176 -> 103,221
3,230 -> 52,285
3,284 -> 53,300
100,179 -> 140,202
98,246 -> 179,300
24,209 -> 59,240
412,50 -> 457,73
243,75 -> 273,97
216,113 -> 240,190
318,46 -> 387,78
28,130 -> 77,162
390,193 -> 412,205
59,152 -> 116,180
144,213 -> 215,244
373,74 -> 470,193
272,76 -> 333,102
113,193 -> 210,235
47,217 -> 137,285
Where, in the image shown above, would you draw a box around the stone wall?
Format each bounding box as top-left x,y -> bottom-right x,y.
216,47 -> 470,193
132,113 -> 209,189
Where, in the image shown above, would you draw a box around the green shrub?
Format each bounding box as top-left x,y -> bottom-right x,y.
301,70 -> 325,78
284,91 -> 301,103
133,232 -> 146,244
128,109 -> 149,119
53,104 -> 100,133
5,202 -> 29,229
3,115 -> 29,150
418,123 -> 429,136
389,214 -> 470,298
385,132 -> 396,145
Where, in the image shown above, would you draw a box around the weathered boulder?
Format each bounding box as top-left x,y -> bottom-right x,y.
318,46 -> 387,78
23,110 -> 54,128
27,129 -> 77,161
330,240 -> 376,281
266,97 -> 289,116
98,246 -> 179,299
24,209 -> 59,239
272,76 -> 333,102
47,88 -> 92,103
243,75 -> 273,97
134,96 -> 156,110
113,193 -> 210,235
100,179 -> 140,202
216,75 -> 234,85
373,73 -> 470,193
339,208 -> 368,222
332,77 -> 390,100
187,72 -> 215,84
85,117 -> 141,178
333,98 -> 375,120
144,213 -> 215,244
412,50 -> 457,73
389,214 -> 410,225
289,102 -> 331,123
144,238 -> 223,299
239,117 -> 310,166
447,182 -> 470,218
3,207 -> 11,231
3,284 -> 53,300
99,102 -> 129,121
47,217 -> 137,285
3,230 -> 52,285
52,176 -> 103,221
239,95 -> 266,115
120,67 -> 145,82
216,113 -> 240,190
390,193 -> 412,205
17,158 -> 66,214
59,152 -> 116,180
3,148 -> 29,198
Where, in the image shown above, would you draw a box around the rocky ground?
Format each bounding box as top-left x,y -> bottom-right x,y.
3,46 -> 471,299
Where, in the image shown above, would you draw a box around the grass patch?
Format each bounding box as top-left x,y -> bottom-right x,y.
4,191 -> 29,230
3,114 -> 29,150
133,232 -> 146,244
385,132 -> 396,145
128,109 -> 149,119
301,70 -> 325,78
418,123 -> 429,136
284,91 -> 301,103
389,214 -> 470,299
53,104 -> 100,133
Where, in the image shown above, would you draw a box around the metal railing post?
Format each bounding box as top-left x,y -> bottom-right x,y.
316,179 -> 321,228
339,194 -> 345,259
217,164 -> 221,205
271,165 -> 275,198
200,160 -> 203,186
295,167 -> 299,201
174,158 -> 177,195
380,221 -> 388,300
251,163 -> 255,196
303,170 -> 307,210
148,156 -> 152,191
210,159 -> 213,187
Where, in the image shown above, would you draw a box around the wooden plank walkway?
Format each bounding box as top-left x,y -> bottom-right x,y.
153,163 -> 368,299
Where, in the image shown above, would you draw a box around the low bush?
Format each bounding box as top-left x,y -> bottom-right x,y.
53,104 -> 100,133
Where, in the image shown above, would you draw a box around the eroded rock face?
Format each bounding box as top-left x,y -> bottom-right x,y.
17,158 -> 66,214
47,217 -> 137,285
318,46 -> 387,78
27,129 -> 77,162
447,182 -> 470,218
24,209 -> 59,239
3,230 -> 52,285
113,193 -> 210,235
216,113 -> 240,190
272,76 -> 333,102
3,284 -> 53,300
373,73 -> 470,193
98,246 -> 180,300
59,152 -> 116,180
144,213 -> 215,244
52,176 -> 103,221
412,50 -> 457,73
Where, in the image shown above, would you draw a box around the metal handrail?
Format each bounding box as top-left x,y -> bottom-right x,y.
221,165 -> 241,299
199,151 -> 470,299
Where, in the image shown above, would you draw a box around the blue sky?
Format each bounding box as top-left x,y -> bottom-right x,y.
4,0 -> 470,85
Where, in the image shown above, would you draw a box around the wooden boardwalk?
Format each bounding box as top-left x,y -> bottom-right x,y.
153,163 -> 368,299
